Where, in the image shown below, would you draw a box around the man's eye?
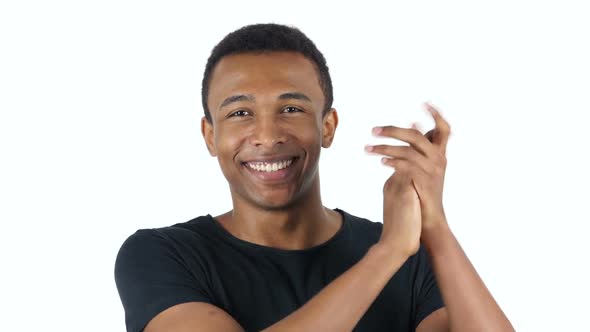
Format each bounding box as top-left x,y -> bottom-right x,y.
283,106 -> 303,113
229,110 -> 249,117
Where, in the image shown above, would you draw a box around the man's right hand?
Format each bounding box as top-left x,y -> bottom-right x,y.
378,166 -> 422,258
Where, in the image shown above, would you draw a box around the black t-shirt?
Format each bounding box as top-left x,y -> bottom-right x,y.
114,208 -> 444,332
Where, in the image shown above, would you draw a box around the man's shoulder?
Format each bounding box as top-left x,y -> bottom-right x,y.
149,213 -> 217,237
335,208 -> 383,247
165,214 -> 217,235
117,214 -> 216,255
338,208 -> 383,230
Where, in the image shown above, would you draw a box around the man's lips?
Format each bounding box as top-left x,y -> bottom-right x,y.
241,156 -> 300,181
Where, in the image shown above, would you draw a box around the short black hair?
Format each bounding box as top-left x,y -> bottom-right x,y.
201,23 -> 333,123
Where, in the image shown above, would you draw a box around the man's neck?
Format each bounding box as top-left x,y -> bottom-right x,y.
214,178 -> 342,250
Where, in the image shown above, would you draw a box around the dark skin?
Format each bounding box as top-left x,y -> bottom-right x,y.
199,51 -> 451,331
201,51 -> 342,250
143,51 -> 513,331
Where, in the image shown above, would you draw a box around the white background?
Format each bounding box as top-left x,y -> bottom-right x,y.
1,1 -> 589,331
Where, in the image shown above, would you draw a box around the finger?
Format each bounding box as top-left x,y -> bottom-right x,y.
366,145 -> 435,174
372,125 -> 438,159
423,102 -> 451,154
424,129 -> 435,143
381,157 -> 430,182
411,122 -> 423,133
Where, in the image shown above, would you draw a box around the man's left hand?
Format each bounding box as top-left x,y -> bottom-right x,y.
365,102 -> 452,230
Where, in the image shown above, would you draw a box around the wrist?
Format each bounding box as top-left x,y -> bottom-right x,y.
370,242 -> 412,266
420,220 -> 452,252
422,213 -> 448,233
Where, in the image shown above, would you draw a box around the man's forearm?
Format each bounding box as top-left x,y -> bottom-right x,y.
421,220 -> 515,332
261,243 -> 406,332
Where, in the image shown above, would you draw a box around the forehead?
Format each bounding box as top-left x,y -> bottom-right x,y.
208,51 -> 324,110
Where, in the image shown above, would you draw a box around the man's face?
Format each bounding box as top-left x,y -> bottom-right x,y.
202,51 -> 338,210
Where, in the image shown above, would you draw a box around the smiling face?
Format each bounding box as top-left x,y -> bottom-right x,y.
202,51 -> 338,210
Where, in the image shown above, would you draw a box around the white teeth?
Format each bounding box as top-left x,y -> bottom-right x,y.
246,158 -> 295,172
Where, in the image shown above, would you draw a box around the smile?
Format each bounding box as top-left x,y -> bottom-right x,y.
244,157 -> 296,172
242,157 -> 299,182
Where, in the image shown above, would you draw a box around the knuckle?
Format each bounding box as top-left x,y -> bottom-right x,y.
410,128 -> 421,136
385,145 -> 396,154
434,166 -> 444,177
434,152 -> 447,165
414,129 -> 424,138
371,145 -> 383,153
391,158 -> 405,169
378,145 -> 393,154
425,164 -> 436,175
381,126 -> 394,134
433,159 -> 446,175
441,124 -> 451,136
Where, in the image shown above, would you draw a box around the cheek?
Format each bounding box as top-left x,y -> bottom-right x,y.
302,130 -> 322,149
214,127 -> 245,165
297,123 -> 323,158
294,116 -> 322,139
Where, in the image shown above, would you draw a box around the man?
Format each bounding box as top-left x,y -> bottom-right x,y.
115,23 -> 514,332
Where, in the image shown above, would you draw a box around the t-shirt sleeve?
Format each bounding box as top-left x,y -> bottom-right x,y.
411,245 -> 445,330
114,229 -> 214,332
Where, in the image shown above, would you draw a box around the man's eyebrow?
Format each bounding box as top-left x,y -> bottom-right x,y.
277,92 -> 312,103
219,94 -> 255,110
219,92 -> 312,110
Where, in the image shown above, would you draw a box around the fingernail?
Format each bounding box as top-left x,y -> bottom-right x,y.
364,145 -> 373,152
372,127 -> 382,135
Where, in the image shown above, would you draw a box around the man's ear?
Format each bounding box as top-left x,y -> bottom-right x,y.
201,116 -> 217,156
321,108 -> 338,148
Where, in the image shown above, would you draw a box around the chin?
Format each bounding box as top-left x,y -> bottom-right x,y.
253,196 -> 296,211
229,175 -> 311,211
248,190 -> 304,211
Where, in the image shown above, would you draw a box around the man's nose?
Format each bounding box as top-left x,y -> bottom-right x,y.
249,116 -> 287,147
